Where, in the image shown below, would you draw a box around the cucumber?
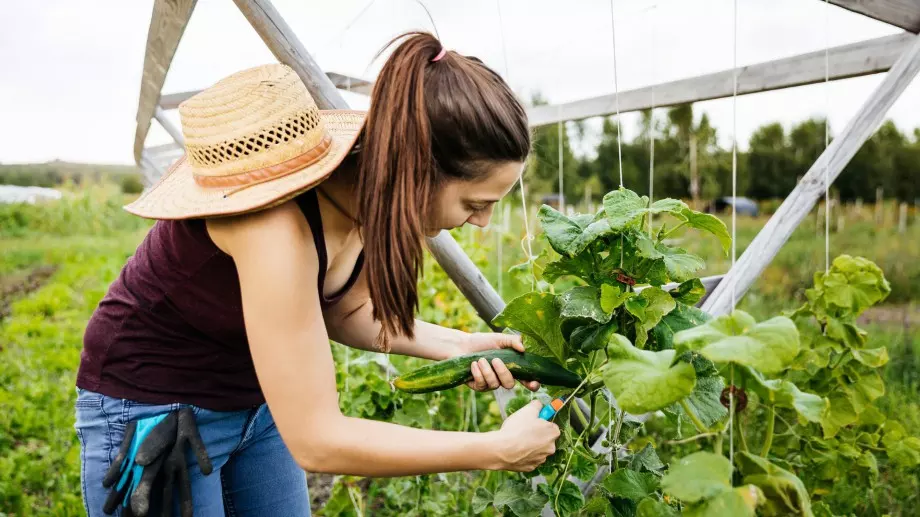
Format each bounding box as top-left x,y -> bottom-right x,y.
393,349 -> 582,394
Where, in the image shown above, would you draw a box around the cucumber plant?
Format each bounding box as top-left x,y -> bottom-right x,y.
470,187 -> 919,517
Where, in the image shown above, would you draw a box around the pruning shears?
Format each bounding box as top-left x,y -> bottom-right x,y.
538,396 -> 567,421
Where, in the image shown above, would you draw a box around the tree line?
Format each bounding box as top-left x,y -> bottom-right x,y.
525,100 -> 920,207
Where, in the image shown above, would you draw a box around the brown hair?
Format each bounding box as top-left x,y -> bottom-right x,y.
355,31 -> 530,350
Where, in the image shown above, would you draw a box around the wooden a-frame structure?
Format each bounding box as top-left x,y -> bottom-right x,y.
132,0 -> 920,511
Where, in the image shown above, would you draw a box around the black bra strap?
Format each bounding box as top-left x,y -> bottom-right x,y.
295,189 -> 365,306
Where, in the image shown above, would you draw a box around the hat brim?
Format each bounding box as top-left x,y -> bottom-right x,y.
125,110 -> 366,220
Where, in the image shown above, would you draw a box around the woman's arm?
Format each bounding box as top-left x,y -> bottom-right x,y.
324,272 -> 540,391
206,203 -> 557,476
324,277 -> 468,360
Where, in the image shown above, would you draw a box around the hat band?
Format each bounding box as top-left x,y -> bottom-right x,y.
193,133 -> 333,189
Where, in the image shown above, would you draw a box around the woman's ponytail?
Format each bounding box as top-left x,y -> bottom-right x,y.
356,32 -> 443,351
355,31 -> 530,351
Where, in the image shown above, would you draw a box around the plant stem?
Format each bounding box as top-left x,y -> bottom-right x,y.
555,421 -> 592,515
680,399 -> 708,433
587,390 -> 599,439
734,412 -> 749,453
665,432 -> 720,445
761,405 -> 775,457
662,221 -> 689,239
714,433 -> 723,455
572,399 -> 590,432
610,409 -> 626,471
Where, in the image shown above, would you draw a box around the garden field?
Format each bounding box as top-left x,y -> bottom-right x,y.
1,184 -> 918,516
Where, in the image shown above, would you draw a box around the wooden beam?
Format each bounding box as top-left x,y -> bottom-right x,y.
527,32 -> 913,127
232,0 -> 354,112
158,72 -> 371,110
133,0 -> 197,164
154,106 -> 186,146
702,33 -> 920,316
827,0 -> 920,33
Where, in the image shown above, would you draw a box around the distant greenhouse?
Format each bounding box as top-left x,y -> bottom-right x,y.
0,185 -> 63,205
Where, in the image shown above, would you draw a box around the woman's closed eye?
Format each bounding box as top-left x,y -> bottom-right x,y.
468,202 -> 493,213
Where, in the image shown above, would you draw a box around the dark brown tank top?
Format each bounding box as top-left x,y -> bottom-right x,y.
76,189 -> 364,411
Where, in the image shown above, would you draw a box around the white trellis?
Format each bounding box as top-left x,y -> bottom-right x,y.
131,0 -> 920,512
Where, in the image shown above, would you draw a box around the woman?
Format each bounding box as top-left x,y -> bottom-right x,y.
74,31 -> 560,516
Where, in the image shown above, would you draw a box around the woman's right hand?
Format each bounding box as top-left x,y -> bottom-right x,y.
491,400 -> 561,472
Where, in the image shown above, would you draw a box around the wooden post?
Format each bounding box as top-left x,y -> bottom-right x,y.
702,33 -> 920,317
899,202 -> 908,233
855,197 -> 863,217
876,187 -> 884,225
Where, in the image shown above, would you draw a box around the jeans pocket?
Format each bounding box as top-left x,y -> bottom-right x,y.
74,387 -> 105,409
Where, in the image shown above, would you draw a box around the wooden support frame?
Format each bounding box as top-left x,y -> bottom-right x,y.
528,32 -> 913,127
703,32 -> 920,316
827,0 -> 920,33
133,0 -> 197,164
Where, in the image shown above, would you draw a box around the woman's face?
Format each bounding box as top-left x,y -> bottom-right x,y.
426,161 -> 524,235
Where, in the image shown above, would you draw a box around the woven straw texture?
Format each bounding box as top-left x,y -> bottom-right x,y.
124,64 -> 365,220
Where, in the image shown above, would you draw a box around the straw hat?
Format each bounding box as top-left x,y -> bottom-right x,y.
125,63 -> 366,220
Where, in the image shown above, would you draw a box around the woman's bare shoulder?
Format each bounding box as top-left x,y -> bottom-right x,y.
205,200 -> 312,257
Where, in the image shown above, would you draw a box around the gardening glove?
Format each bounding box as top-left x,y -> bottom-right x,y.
102,407 -> 212,517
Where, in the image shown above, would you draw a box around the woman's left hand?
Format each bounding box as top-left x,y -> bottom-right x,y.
458,333 -> 541,393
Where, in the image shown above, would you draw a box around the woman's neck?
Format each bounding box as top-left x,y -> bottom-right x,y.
316,157 -> 361,230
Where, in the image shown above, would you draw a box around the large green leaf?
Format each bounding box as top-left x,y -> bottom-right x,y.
673,310 -> 800,374
493,479 -> 549,517
472,487 -> 493,514
851,347 -> 889,368
661,452 -> 732,503
544,251 -> 595,285
604,188 -> 653,231
820,392 -> 859,439
538,480 -> 584,515
678,208 -> 732,256
650,302 -> 711,351
656,244 -> 705,283
601,283 -> 634,313
735,452 -> 813,517
602,469 -> 659,502
538,204 -> 586,257
681,485 -> 763,517
682,487 -> 761,517
669,278 -> 706,305
681,375 -> 729,429
493,292 -> 567,364
882,421 -> 920,468
570,321 -> 619,353
636,498 -> 679,517
558,286 -> 611,324
629,444 -> 666,475
820,255 -> 891,317
739,366 -> 828,423
602,334 -> 697,414
625,287 -> 676,348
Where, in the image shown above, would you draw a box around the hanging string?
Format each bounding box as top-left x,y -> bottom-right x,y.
558,108 -> 565,213
824,0 -> 831,274
729,0 -> 739,469
648,8 -> 657,236
610,0 -> 624,188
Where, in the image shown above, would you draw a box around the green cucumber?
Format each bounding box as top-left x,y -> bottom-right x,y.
393,349 -> 582,394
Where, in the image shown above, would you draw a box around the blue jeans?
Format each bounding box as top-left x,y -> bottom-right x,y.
74,388 -> 311,516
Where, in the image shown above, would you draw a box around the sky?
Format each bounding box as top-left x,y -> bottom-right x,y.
1,0 -> 919,166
